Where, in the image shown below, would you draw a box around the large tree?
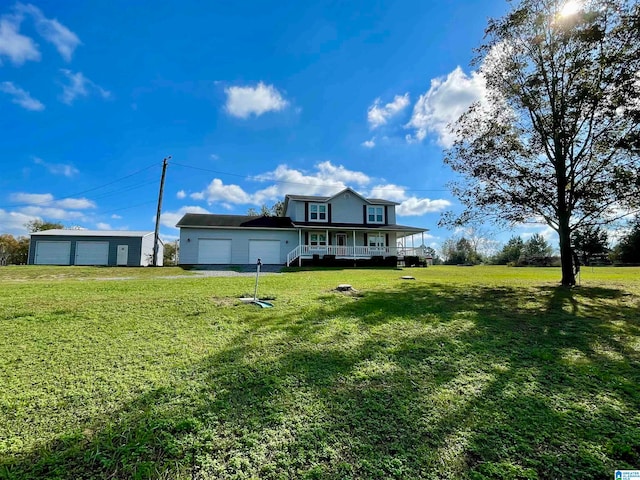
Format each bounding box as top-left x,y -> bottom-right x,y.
25,219 -> 64,232
444,0 -> 640,286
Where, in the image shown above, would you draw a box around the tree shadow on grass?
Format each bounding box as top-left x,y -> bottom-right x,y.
1,282 -> 639,479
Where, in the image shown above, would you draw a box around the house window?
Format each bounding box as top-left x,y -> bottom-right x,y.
309,203 -> 328,222
368,233 -> 385,247
368,206 -> 384,224
310,233 -> 327,246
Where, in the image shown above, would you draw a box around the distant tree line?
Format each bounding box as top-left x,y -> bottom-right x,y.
246,201 -> 284,217
485,219 -> 640,266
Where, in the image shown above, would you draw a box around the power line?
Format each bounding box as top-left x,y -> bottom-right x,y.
0,162 -> 160,209
94,200 -> 157,216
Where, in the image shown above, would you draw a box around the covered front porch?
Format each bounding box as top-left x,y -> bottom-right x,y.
286,226 -> 426,266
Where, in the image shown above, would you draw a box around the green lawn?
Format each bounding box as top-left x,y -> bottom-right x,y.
0,265 -> 638,479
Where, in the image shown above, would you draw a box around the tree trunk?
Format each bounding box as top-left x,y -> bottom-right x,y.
558,216 -> 575,287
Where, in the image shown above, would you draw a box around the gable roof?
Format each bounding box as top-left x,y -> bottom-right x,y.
176,213 -> 295,229
30,229 -> 153,238
284,187 -> 399,210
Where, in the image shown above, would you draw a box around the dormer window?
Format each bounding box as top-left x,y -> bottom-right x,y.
368,206 -> 384,224
309,203 -> 328,222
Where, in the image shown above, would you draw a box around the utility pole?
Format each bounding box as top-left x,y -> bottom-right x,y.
152,156 -> 170,266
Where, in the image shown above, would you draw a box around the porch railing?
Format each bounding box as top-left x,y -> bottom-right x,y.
286,245 -> 406,266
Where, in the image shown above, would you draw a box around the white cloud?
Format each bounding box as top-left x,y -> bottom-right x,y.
33,157 -> 78,176
18,206 -> 85,220
10,192 -> 53,204
406,67 -> 486,147
110,214 -> 122,219
397,197 -> 452,216
60,69 -> 111,105
195,178 -> 253,205
224,82 -> 288,118
9,192 -> 95,210
0,208 -> 38,236
176,190 -> 186,199
0,15 -> 40,65
0,81 -> 44,111
362,137 -> 376,148
210,154 -> 220,160
55,198 -> 95,209
160,205 -> 211,229
368,184 -> 407,203
368,183 -> 452,216
367,93 -> 410,129
251,161 -> 371,199
187,161 -> 448,222
17,3 -> 80,61
96,222 -> 111,230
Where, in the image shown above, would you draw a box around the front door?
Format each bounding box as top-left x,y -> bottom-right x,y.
336,234 -> 347,256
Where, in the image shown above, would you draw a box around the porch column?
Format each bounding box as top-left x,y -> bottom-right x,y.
353,230 -> 356,259
298,229 -> 302,267
326,229 -> 329,254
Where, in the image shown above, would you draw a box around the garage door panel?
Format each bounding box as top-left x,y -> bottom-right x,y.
249,240 -> 281,264
35,241 -> 71,265
75,241 -> 109,265
198,239 -> 231,264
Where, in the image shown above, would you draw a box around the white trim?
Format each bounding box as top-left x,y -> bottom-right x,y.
309,203 -> 328,222
367,206 -> 385,224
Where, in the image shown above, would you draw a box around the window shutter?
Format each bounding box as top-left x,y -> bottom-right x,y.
305,203 -> 309,222
385,206 -> 389,225
386,233 -> 389,246
363,205 -> 367,224
328,203 -> 332,223
328,234 -> 332,245
305,232 -> 309,245
364,233 -> 368,246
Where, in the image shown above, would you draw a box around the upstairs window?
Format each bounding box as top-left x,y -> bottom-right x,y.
309,203 -> 328,222
368,206 -> 384,224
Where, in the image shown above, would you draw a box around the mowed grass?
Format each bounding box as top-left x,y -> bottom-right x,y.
0,266 -> 639,479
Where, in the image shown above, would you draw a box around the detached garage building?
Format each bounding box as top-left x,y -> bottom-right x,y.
28,230 -> 162,266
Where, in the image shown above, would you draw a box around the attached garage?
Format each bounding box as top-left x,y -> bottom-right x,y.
197,239 -> 232,264
249,240 -> 281,264
177,214 -> 297,267
34,241 -> 71,265
75,241 -> 109,265
28,230 -> 161,266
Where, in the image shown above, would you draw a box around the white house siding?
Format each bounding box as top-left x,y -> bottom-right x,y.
328,192 -> 368,224
387,208 -> 397,225
141,234 -> 162,266
179,228 -> 298,265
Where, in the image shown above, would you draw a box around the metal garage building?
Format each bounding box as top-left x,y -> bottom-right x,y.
28,230 -> 162,266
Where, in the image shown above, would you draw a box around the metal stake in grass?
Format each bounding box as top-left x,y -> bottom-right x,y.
251,259 -> 273,308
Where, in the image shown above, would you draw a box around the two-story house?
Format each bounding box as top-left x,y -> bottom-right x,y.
176,187 -> 427,267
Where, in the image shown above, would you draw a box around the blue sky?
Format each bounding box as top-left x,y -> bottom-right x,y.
1,0 -> 552,252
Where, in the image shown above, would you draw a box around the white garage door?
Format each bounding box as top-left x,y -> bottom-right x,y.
249,240 -> 281,264
75,241 -> 109,265
34,241 -> 71,265
198,239 -> 232,264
